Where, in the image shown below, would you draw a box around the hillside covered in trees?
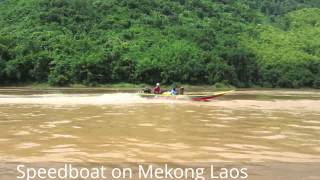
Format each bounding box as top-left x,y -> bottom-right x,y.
0,0 -> 320,88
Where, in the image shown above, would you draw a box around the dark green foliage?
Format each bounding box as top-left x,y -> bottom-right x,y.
206,56 -> 237,86
220,48 -> 259,87
314,76 -> 320,89
259,62 -> 314,88
0,0 -> 320,87
48,61 -> 71,86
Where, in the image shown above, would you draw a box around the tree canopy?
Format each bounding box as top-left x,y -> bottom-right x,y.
0,0 -> 320,88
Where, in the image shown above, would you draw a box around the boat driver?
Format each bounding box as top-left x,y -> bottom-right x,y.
153,83 -> 161,94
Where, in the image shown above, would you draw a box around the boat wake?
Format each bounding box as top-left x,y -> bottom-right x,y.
0,93 -> 187,105
1,93 -> 319,112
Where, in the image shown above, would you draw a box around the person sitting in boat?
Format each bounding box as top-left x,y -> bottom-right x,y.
153,83 -> 161,94
170,87 -> 177,95
179,87 -> 184,95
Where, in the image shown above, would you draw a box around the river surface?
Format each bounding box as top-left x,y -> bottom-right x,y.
0,88 -> 319,163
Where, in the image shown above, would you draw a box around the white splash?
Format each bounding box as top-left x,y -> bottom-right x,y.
0,93 -> 185,105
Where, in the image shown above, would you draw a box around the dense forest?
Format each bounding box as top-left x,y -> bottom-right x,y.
0,0 -> 320,88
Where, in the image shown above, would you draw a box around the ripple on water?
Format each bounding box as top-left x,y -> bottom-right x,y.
40,120 -> 71,129
157,154 -> 173,160
91,115 -> 102,118
125,138 -> 139,142
130,142 -> 165,149
199,146 -> 228,152
16,143 -> 41,149
39,124 -> 56,129
216,152 -> 251,160
162,117 -> 172,121
103,112 -> 125,115
287,124 -> 320,130
214,113 -> 229,117
91,152 -> 127,159
51,144 -> 77,148
282,131 -> 312,137
0,119 -> 23,123
0,112 -> 9,116
97,144 -> 111,147
242,134 -> 287,140
167,143 -> 190,150
21,113 -> 45,117
13,131 -> 31,136
155,128 -> 171,132
185,110 -> 196,113
224,144 -> 272,150
314,147 -> 320,152
199,119 -> 210,122
270,127 -> 281,130
26,127 -> 45,134
243,150 -> 320,162
49,120 -> 71,124
217,117 -> 239,121
72,126 -> 82,129
52,134 -> 79,139
0,139 -> 10,142
266,116 -> 282,120
155,128 -> 172,132
205,123 -> 230,128
211,109 -> 234,113
303,120 -> 320,124
74,117 -> 92,121
42,148 -> 81,153
260,134 -> 287,140
251,130 -> 274,134
138,123 -> 155,127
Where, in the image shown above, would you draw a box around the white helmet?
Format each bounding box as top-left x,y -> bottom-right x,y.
156,83 -> 160,86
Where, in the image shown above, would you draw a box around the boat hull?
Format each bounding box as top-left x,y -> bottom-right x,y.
138,90 -> 233,101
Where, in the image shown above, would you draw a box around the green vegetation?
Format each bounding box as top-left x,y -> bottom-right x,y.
0,0 -> 320,88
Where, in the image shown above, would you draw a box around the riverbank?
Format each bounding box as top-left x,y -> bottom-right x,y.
0,82 -> 236,91
2,82 -> 320,90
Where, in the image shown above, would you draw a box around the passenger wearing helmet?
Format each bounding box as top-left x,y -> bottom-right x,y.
153,83 -> 161,94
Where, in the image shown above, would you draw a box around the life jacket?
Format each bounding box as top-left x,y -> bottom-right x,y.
153,86 -> 161,94
170,89 -> 177,95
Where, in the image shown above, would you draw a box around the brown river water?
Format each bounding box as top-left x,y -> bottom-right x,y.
0,88 -> 319,163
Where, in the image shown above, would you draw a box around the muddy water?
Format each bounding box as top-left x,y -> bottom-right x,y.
0,89 -> 319,162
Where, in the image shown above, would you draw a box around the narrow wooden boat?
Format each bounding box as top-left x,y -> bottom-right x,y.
138,90 -> 234,101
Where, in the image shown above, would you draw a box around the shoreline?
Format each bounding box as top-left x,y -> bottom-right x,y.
0,83 -> 319,90
0,83 -> 236,91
